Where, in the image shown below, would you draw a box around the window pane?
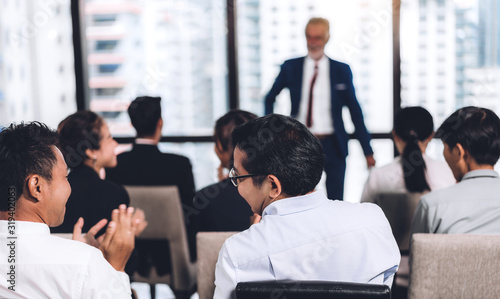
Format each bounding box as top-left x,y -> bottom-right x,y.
401,0 -> 500,125
237,0 -> 394,133
84,0 -> 228,136
0,0 -> 76,128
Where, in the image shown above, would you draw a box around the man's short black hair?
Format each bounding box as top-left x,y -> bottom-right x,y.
214,110 -> 258,152
58,110 -> 104,169
0,122 -> 59,211
437,106 -> 500,166
231,114 -> 325,197
128,96 -> 162,137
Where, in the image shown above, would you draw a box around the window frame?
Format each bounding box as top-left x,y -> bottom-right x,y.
71,0 -> 401,145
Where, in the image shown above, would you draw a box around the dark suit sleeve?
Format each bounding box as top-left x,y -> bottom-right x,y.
343,65 -> 374,156
264,63 -> 288,115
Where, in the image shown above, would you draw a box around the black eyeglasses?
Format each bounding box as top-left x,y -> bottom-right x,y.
229,167 -> 257,187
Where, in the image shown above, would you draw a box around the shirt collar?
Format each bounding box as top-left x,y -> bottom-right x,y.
262,191 -> 330,217
0,220 -> 50,235
135,138 -> 158,145
462,169 -> 499,181
305,54 -> 328,67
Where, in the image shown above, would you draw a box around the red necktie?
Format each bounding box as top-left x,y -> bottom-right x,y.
306,62 -> 319,128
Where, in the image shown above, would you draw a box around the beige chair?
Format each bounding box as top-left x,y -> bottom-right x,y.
125,185 -> 196,299
409,233 -> 500,299
196,231 -> 238,299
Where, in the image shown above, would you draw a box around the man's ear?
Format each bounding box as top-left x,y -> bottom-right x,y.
455,143 -> 466,160
157,118 -> 164,132
26,174 -> 43,202
267,175 -> 282,199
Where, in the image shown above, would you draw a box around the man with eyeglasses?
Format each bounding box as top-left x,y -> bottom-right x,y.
213,114 -> 400,299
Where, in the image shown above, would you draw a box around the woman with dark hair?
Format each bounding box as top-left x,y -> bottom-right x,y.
193,110 -> 259,233
51,111 -> 135,235
361,106 -> 455,202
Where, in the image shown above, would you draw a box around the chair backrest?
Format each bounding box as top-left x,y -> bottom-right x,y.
124,185 -> 195,291
372,192 -> 423,251
409,234 -> 500,299
236,280 -> 391,299
197,231 -> 238,299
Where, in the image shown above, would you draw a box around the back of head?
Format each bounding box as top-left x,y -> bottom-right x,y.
394,106 -> 434,193
214,109 -> 258,152
231,114 -> 325,197
128,96 -> 162,137
0,122 -> 58,211
58,110 -> 104,169
437,106 -> 500,166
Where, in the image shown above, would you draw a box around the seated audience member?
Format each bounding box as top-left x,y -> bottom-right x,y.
214,114 -> 400,299
106,96 -> 196,274
0,122 -> 137,298
411,106 -> 500,234
51,111 -> 130,235
361,106 -> 455,202
193,110 -> 256,232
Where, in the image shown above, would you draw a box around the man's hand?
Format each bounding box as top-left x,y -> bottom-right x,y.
132,208 -> 148,236
100,204 -> 138,272
72,217 -> 108,248
366,155 -> 376,169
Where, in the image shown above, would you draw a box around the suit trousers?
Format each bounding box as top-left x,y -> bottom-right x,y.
320,135 -> 346,201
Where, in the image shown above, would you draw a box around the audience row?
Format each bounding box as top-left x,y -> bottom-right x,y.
0,103 -> 499,299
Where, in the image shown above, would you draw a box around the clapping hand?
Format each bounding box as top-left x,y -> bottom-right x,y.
72,217 -> 108,248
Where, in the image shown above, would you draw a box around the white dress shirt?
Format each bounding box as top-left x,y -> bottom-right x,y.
214,191 -> 400,299
361,155 -> 455,203
411,169 -> 500,234
297,55 -> 334,134
0,221 -> 131,298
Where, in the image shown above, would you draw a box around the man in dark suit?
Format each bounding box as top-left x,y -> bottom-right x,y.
106,96 -> 196,275
264,17 -> 375,200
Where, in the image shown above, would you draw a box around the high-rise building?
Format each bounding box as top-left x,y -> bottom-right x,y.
84,0 -> 227,136
478,0 -> 499,67
401,0 -> 457,125
0,0 -> 76,129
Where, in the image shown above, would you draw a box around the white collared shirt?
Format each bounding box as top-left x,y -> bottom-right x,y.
0,221 -> 131,298
135,138 -> 158,145
411,169 -> 500,235
297,55 -> 334,134
214,191 -> 400,299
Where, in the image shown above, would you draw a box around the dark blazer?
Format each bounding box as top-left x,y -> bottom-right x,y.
194,178 -> 254,232
106,143 -> 196,207
106,143 -> 197,265
264,56 -> 373,157
51,165 -> 130,235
